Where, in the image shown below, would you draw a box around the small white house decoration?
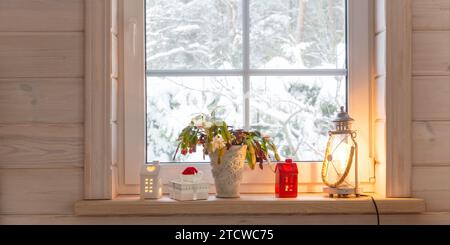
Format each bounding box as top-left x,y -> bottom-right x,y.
140,161 -> 162,199
169,167 -> 209,201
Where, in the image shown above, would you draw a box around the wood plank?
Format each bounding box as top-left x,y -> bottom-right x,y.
413,191 -> 450,212
0,33 -> 83,78
413,76 -> 450,120
0,214 -> 374,225
0,168 -> 83,214
111,78 -> 119,122
111,35 -> 119,79
413,31 -> 450,76
111,0 -> 119,35
375,0 -> 385,33
75,194 -> 425,216
0,78 -> 83,123
413,122 -> 450,165
374,120 -> 387,197
374,76 -> 386,120
412,0 -> 450,30
122,0 -> 147,186
412,166 -> 450,191
385,0 -> 412,197
3,213 -> 449,225
84,0 -> 114,199
0,124 -> 83,168
374,32 -> 386,76
111,122 -> 119,166
112,165 -> 119,199
0,0 -> 84,32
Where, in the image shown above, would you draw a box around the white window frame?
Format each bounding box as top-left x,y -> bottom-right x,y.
117,0 -> 371,194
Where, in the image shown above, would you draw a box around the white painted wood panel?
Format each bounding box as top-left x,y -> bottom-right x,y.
413,122 -> 450,165
0,0 -> 84,32
0,168 -> 83,214
0,0 -> 86,216
375,32 -> 386,76
411,0 -> 450,213
413,76 -> 450,121
112,122 -> 119,166
84,0 -> 114,199
374,76 -> 386,120
75,195 -> 425,216
2,213 -> 449,225
0,33 -> 84,78
413,191 -> 450,211
0,124 -> 83,168
412,167 -> 450,191
111,78 -> 119,122
412,0 -> 450,30
0,78 -> 83,123
374,120 -> 387,197
384,0 -> 413,197
413,31 -> 450,76
111,0 -> 119,35
111,34 -> 119,79
375,0 -> 385,33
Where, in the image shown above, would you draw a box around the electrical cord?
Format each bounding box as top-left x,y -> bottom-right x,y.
360,194 -> 380,225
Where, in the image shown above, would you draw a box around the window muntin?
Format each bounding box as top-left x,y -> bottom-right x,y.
145,0 -> 347,163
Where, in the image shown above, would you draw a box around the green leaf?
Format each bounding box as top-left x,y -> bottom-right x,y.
261,139 -> 268,153
268,142 -> 281,161
217,147 -> 225,165
246,139 -> 256,170
220,122 -> 232,144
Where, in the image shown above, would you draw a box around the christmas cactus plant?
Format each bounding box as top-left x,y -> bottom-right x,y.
173,113 -> 280,169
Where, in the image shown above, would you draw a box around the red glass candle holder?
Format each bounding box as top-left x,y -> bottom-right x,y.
275,159 -> 298,198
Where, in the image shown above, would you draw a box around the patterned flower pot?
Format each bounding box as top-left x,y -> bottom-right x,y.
209,145 -> 247,198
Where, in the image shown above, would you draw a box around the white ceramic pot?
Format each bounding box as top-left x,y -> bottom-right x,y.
209,145 -> 247,198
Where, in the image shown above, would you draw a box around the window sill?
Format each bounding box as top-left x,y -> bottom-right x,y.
75,194 -> 425,216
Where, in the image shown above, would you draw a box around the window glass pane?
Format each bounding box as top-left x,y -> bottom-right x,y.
147,77 -> 243,162
250,0 -> 346,69
250,76 -> 346,161
146,0 -> 242,70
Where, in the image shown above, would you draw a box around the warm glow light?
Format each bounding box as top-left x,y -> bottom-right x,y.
146,166 -> 156,172
333,140 -> 350,173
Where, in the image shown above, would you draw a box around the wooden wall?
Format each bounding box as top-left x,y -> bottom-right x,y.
0,0 -> 448,222
374,0 -> 449,212
0,0 -> 85,214
411,0 -> 450,212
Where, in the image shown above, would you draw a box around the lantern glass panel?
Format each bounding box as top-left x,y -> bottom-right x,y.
324,133 -> 356,188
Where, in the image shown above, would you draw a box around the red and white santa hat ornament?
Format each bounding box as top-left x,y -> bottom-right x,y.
180,166 -> 203,183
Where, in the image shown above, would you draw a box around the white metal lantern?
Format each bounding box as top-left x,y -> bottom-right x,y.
322,106 -> 361,198
140,161 -> 162,199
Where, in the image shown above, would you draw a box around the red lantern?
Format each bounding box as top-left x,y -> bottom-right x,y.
275,159 -> 298,198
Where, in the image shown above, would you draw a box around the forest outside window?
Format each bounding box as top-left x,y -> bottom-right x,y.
146,0 -> 347,163
121,0 -> 370,189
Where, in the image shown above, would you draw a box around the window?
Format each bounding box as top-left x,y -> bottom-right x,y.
146,0 -> 347,163
121,0 -> 370,191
